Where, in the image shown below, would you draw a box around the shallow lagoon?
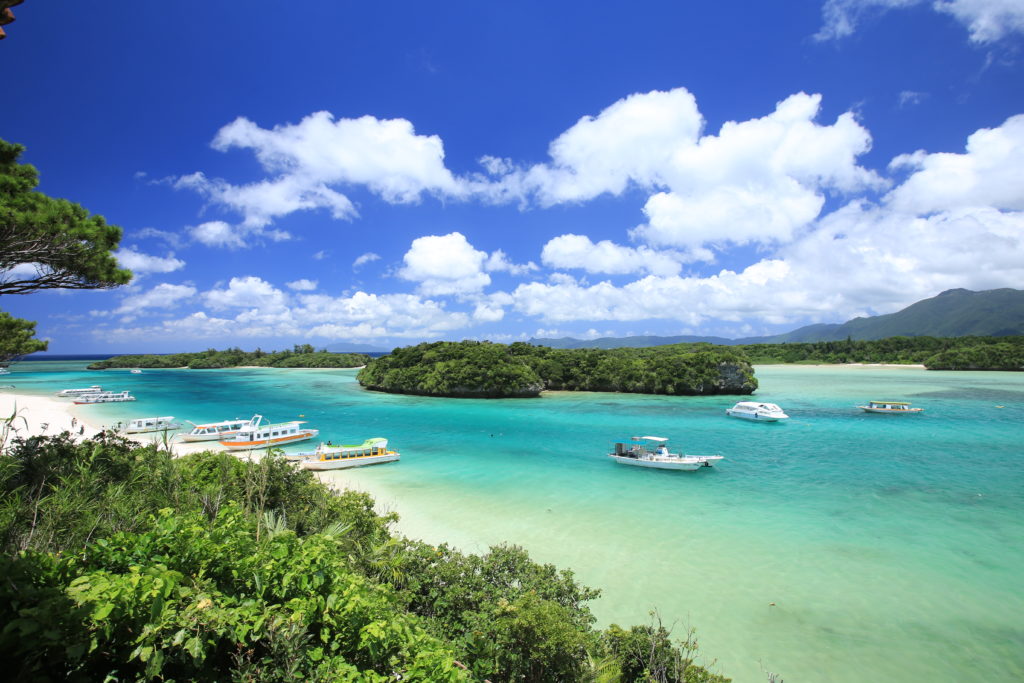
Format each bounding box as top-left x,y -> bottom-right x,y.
7,362 -> 1024,682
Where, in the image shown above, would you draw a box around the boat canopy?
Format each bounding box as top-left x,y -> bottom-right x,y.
612,436 -> 669,443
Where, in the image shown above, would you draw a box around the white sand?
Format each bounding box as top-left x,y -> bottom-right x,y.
0,391 -> 230,456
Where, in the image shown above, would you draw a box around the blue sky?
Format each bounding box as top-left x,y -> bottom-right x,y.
3,1 -> 1023,353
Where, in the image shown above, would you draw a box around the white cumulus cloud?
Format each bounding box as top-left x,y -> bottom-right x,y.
176,111 -> 466,230
541,234 -> 684,276
817,0 -> 1024,43
398,232 -> 491,296
203,276 -> 288,312
116,283 -> 197,316
286,279 -> 318,291
886,113 -> 1024,214
115,247 -> 185,274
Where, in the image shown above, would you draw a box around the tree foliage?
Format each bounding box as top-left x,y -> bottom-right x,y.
0,138 -> 132,295
357,341 -> 757,398
0,434 -> 730,682
735,334 -> 1024,370
87,347 -> 372,370
0,309 -> 48,363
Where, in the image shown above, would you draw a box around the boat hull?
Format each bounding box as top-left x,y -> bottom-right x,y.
301,453 -> 400,470
725,410 -> 787,422
608,453 -> 722,470
220,430 -> 319,451
180,432 -> 231,442
859,407 -> 923,414
124,425 -> 180,434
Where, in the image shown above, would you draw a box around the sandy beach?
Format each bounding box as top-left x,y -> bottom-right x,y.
0,391 -> 233,456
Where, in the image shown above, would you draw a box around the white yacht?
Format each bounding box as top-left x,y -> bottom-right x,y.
130,369 -> 143,374
179,415 -> 260,442
73,391 -> 136,404
123,416 -> 181,434
725,401 -> 789,422
218,417 -> 318,451
0,368 -> 10,375
608,436 -> 722,471
298,438 -> 399,470
57,385 -> 103,397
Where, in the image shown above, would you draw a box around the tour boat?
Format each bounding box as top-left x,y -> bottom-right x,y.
298,438 -> 399,471
725,401 -> 789,422
130,369 -> 142,374
608,436 -> 722,471
122,416 -> 181,434
218,417 -> 318,451
73,391 -> 136,404
179,415 -> 260,442
0,368 -> 10,375
858,401 -> 923,414
57,385 -> 103,397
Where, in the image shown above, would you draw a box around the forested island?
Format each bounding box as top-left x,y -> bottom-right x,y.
0,434 -> 729,682
735,335 -> 1024,369
87,345 -> 371,370
357,340 -> 758,398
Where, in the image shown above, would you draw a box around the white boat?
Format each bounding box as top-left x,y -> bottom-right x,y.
218,418 -> 318,451
858,400 -> 923,414
179,415 -> 260,442
725,401 -> 789,422
73,391 -> 136,404
608,436 -> 722,471
122,416 -> 181,434
57,385 -> 103,397
130,369 -> 143,374
298,438 -> 399,470
0,368 -> 10,375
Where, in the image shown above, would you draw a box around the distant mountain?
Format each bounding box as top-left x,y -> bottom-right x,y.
774,288 -> 1024,342
325,342 -> 390,353
529,288 -> 1024,349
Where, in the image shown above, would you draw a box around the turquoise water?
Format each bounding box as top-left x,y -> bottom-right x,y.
5,362 -> 1023,682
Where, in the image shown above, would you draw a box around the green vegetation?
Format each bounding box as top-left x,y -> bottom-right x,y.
0,432 -> 729,681
87,345 -> 371,370
734,335 -> 1024,369
0,137 -> 133,360
923,341 -> 1024,370
0,310 -> 47,364
357,341 -> 757,397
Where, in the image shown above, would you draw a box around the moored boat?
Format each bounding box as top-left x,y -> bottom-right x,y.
218,418 -> 318,451
179,415 -> 260,442
130,368 -> 142,374
73,391 -> 136,404
57,385 -> 103,397
726,401 -> 789,421
298,438 -> 399,470
608,436 -> 722,471
122,416 -> 181,434
858,400 -> 923,414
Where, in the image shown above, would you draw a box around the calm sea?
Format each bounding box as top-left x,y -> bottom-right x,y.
5,360 -> 1023,682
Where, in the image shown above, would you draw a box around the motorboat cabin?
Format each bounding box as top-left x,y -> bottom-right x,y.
859,401 -> 923,414
180,415 -> 260,442
218,419 -> 319,451
123,416 -> 181,434
725,401 -> 789,422
299,438 -> 399,470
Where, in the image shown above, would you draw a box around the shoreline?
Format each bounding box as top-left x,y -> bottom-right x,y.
0,391 -> 233,457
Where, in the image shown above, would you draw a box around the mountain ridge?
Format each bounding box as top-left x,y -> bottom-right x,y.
529,288 -> 1024,349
